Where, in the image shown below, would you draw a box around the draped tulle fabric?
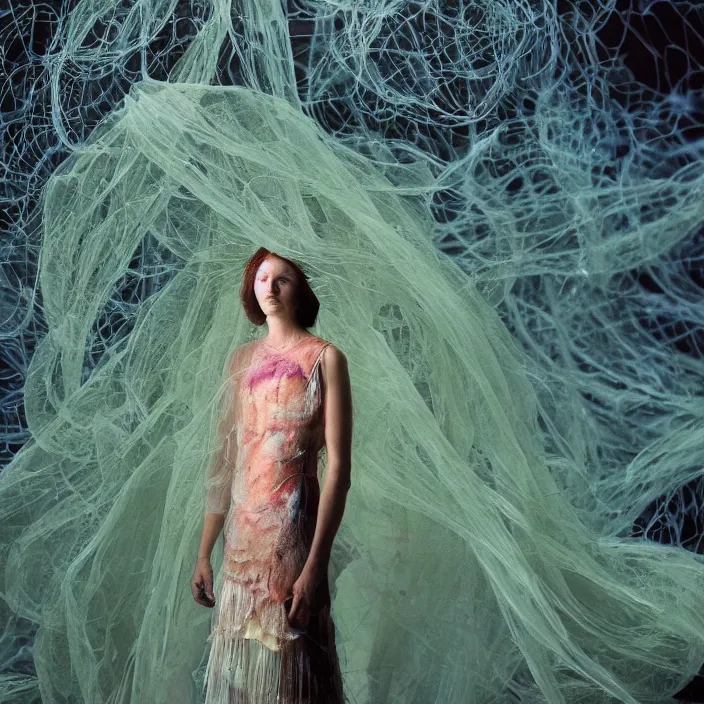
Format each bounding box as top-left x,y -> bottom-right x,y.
1,74 -> 704,704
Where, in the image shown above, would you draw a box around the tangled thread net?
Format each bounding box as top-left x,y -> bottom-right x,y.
1,0 -> 703,702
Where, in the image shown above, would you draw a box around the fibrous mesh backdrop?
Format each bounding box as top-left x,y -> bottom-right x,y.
1,1 -> 703,703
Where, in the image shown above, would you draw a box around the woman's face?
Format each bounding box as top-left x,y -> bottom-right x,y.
253,256 -> 299,320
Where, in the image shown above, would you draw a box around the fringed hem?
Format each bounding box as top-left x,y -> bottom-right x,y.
204,630 -> 282,703
204,628 -> 344,704
204,574 -> 345,704
209,574 -> 300,652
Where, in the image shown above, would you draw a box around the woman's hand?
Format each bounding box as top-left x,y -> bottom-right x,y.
191,557 -> 216,608
286,564 -> 323,632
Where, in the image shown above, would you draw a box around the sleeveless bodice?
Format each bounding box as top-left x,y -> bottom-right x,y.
230,336 -> 329,521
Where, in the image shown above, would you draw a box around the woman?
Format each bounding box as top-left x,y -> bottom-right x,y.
191,247 -> 352,703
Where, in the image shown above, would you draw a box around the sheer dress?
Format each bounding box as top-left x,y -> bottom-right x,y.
203,335 -> 344,704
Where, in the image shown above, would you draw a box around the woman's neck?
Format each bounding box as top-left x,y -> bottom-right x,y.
262,323 -> 310,349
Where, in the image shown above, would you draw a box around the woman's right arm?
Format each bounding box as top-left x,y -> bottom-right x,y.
201,346 -> 243,535
192,348 -> 242,606
197,513 -> 226,561
192,515 -> 223,607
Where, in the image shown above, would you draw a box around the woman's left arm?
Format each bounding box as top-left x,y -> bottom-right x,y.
306,345 -> 353,571
288,345 -> 353,629
288,346 -> 352,630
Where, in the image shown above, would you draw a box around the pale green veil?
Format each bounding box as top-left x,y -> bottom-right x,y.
1,2 -> 704,704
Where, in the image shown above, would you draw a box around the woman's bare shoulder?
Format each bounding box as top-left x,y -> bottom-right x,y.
320,342 -> 348,382
319,337 -> 343,353
229,340 -> 256,371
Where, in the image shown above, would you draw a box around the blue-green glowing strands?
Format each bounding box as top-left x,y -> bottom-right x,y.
1,1 -> 704,703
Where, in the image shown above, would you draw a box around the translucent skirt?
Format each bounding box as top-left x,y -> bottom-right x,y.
203,575 -> 345,704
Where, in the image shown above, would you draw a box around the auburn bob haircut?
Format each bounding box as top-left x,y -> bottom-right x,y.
240,247 -> 320,328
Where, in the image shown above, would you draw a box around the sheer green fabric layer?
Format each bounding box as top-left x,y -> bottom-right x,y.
1,81 -> 704,704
